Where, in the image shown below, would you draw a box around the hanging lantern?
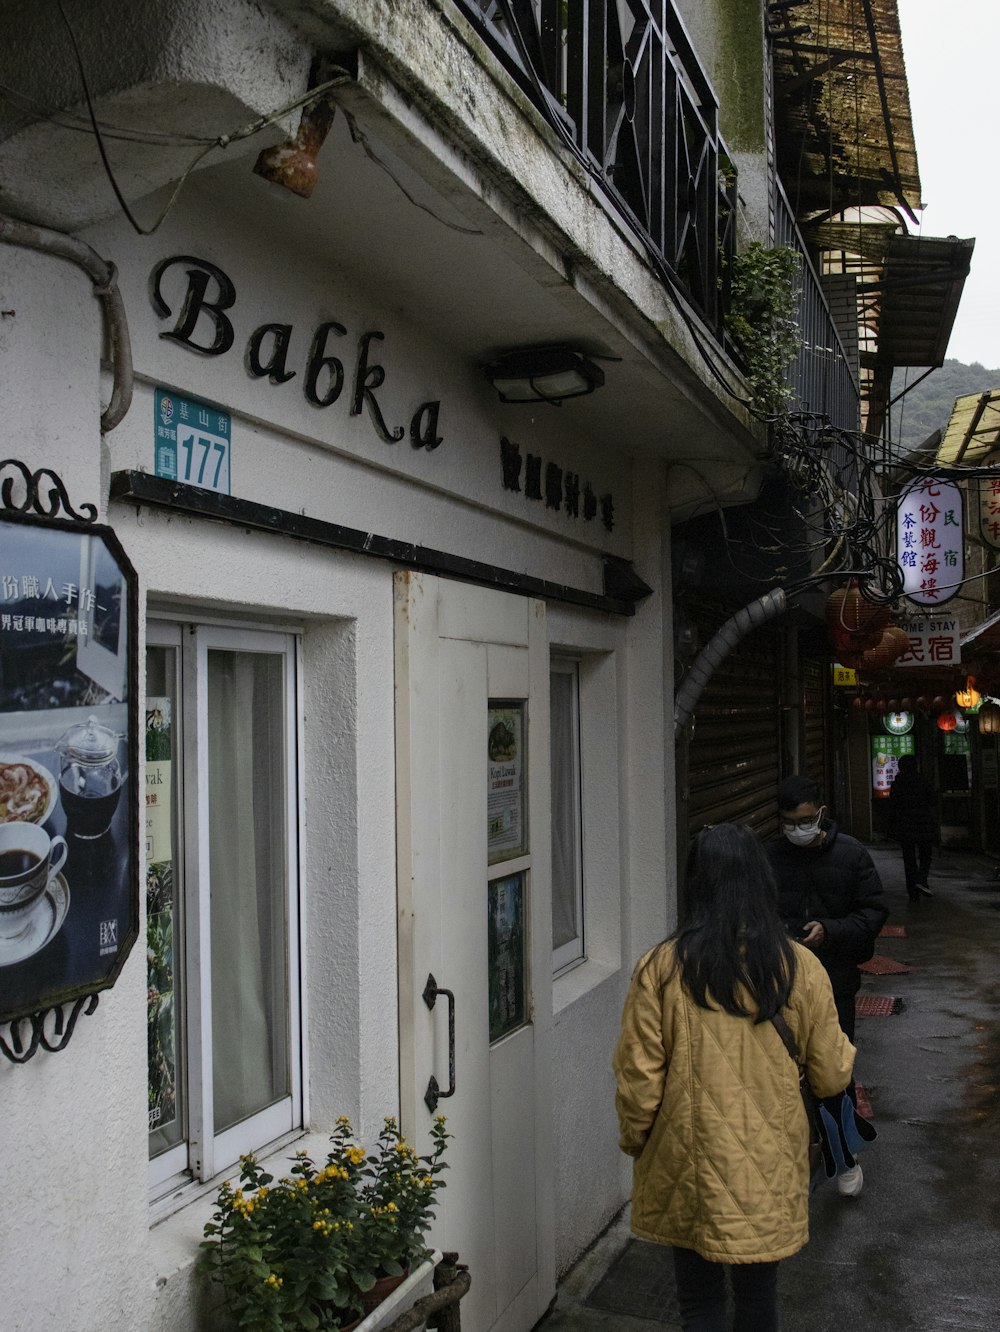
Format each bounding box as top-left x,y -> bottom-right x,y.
956,675 -> 981,713
931,695 -> 947,714
937,711 -> 958,733
825,582 -> 889,654
978,701 -> 1000,735
882,625 -> 912,661
915,695 -> 930,713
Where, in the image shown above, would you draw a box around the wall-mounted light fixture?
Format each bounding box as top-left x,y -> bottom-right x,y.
484,346 -> 605,404
253,59 -> 342,199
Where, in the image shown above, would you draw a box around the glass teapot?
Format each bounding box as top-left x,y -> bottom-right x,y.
56,715 -> 124,840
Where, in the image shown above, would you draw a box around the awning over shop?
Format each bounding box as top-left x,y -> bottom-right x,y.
936,388 -> 1000,467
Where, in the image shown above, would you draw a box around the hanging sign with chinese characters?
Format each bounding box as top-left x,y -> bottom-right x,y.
892,615 -> 961,669
0,509 -> 138,1026
978,448 -> 1000,549
896,477 -> 964,605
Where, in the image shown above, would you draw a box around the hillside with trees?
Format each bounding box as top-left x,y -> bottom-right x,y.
890,358 -> 1000,455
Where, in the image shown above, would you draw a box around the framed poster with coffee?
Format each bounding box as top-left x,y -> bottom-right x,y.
0,505 -> 139,1029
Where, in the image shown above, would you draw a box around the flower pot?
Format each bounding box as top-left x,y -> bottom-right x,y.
361,1269 -> 409,1315
354,1253 -> 439,1331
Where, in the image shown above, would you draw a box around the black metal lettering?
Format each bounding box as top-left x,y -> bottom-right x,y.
410,400 -> 443,450
246,323 -> 297,384
545,462 -> 563,511
305,321 -> 347,407
601,493 -> 615,532
352,331 -> 404,443
525,454 -> 543,500
564,472 -> 580,518
149,255 -> 236,356
500,437 -> 522,492
583,482 -> 597,520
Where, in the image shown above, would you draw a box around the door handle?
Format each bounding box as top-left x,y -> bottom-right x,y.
422,972 -> 456,1112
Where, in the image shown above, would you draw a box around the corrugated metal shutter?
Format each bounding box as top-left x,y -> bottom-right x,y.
801,657 -> 829,793
682,615 -> 783,840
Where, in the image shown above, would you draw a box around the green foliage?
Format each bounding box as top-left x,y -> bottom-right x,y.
890,358 -> 1000,454
724,242 -> 802,416
201,1117 -> 450,1331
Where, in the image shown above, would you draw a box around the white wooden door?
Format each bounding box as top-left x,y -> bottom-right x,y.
395,571 -> 555,1332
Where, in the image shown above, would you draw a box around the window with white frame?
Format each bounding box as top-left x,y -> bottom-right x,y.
146,621 -> 301,1194
550,657 -> 584,972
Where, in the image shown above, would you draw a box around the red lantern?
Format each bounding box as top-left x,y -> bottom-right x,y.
825,582 -> 889,654
864,698 -> 877,712
887,698 -> 900,712
937,711 -> 958,732
931,695 -> 946,714
915,696 -> 930,713
901,697 -> 913,711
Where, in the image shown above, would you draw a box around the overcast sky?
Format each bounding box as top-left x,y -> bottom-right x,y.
898,0 -> 999,369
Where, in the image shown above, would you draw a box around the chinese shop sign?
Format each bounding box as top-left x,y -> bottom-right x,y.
892,616 -> 961,669
978,448 -> 1000,549
896,477 -> 963,605
0,513 -> 138,1024
871,733 -> 915,799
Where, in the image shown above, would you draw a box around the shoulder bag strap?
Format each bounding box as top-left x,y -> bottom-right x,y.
770,1011 -> 801,1066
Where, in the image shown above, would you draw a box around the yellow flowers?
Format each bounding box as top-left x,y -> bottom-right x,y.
264,1273 -> 282,1289
347,1146 -> 366,1166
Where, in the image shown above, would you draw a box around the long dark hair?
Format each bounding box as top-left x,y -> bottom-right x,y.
666,823 -> 796,1021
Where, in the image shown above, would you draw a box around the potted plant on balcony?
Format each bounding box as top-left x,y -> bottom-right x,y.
201,1115 -> 449,1331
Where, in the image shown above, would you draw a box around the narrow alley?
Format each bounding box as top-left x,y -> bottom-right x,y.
542,841 -> 1000,1332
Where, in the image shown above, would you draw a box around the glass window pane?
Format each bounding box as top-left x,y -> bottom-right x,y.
146,645 -> 185,1158
208,649 -> 290,1133
550,665 -> 582,957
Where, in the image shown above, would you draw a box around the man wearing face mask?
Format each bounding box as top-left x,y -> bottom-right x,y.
765,774 -> 888,1197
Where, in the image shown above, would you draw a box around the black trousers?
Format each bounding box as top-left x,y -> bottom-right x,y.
900,840 -> 933,894
672,1247 -> 779,1332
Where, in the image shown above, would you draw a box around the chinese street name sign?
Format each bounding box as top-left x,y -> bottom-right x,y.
833,663 -> 858,687
154,387 -> 231,495
896,477 -> 963,606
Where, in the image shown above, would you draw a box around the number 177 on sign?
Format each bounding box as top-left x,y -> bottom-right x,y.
177,429 -> 230,493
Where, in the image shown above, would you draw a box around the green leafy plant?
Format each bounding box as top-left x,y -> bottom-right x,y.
724,241 -> 802,416
201,1116 -> 450,1331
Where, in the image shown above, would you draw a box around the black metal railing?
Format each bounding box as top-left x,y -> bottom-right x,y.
774,182 -> 860,434
454,0 -> 737,337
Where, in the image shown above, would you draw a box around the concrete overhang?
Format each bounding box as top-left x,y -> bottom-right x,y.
0,0 -> 763,478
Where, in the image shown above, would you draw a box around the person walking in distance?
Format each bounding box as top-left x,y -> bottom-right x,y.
765,774 -> 887,1197
614,824 -> 855,1332
888,753 -> 938,901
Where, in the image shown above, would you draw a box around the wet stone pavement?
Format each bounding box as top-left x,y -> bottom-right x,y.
538,841 -> 1000,1332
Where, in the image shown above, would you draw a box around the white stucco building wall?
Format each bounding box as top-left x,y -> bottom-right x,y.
0,2 -> 764,1327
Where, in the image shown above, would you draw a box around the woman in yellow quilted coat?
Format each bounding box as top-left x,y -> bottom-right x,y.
613,823 -> 855,1331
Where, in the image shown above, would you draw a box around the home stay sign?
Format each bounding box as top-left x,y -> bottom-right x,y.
896,477 -> 963,606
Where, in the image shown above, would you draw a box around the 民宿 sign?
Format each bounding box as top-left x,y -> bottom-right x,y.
893,616 -> 961,668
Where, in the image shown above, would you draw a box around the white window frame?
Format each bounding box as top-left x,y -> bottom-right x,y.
147,619 -> 303,1196
551,656 -> 585,974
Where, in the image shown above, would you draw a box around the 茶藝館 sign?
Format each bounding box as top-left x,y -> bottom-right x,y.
0,512 -> 138,1024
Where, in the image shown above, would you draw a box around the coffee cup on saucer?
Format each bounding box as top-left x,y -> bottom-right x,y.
0,821 -> 68,938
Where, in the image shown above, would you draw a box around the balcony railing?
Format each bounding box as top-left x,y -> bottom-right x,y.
774,181 -> 860,434
453,0 -> 737,338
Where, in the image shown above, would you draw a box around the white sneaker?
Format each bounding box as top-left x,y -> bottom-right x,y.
837,1164 -> 864,1197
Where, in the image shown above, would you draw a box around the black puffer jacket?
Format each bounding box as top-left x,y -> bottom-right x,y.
766,821 -> 888,997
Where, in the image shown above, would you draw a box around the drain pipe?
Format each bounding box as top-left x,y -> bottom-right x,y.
0,214 -> 133,432
673,588 -> 787,739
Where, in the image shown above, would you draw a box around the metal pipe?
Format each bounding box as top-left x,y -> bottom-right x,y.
673,588 -> 787,738
0,213 -> 133,432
